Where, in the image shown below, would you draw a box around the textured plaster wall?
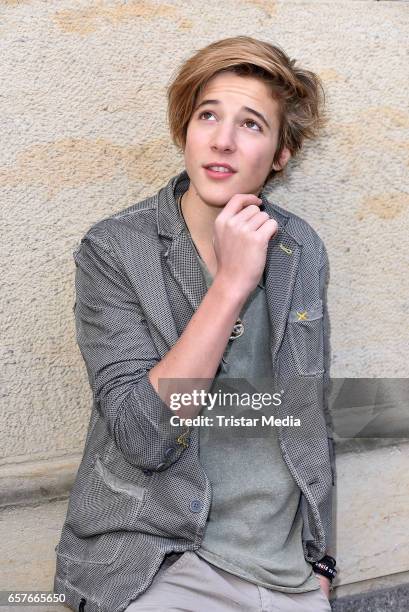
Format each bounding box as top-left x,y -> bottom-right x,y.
1,1 -> 408,466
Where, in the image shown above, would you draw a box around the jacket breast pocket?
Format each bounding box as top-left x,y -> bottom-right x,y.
287,300 -> 325,376
66,454 -> 148,541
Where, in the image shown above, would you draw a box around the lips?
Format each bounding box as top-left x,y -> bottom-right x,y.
203,163 -> 237,173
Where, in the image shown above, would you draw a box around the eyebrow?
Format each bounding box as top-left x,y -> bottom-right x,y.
194,99 -> 271,130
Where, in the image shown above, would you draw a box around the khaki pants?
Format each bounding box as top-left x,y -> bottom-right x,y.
125,551 -> 331,611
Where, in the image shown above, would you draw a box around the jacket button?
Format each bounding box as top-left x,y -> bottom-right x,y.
190,499 -> 203,513
165,446 -> 176,457
156,462 -> 166,470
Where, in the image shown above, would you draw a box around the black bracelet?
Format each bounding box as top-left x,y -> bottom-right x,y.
312,555 -> 337,581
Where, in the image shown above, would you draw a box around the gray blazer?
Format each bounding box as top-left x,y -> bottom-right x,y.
53,169 -> 335,612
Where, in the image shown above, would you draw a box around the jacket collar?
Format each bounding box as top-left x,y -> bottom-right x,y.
157,169 -> 302,361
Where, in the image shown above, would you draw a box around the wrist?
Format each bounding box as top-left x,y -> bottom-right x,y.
314,573 -> 330,582
211,274 -> 248,309
312,554 -> 337,582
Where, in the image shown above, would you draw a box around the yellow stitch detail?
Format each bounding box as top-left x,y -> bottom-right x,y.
296,311 -> 308,321
279,243 -> 292,255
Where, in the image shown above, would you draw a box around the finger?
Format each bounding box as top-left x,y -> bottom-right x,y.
243,210 -> 271,231
255,218 -> 279,241
234,204 -> 264,223
218,193 -> 262,221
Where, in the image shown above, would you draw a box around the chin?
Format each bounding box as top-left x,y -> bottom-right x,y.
200,193 -> 229,207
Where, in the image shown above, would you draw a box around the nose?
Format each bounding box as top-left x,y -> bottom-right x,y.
211,122 -> 236,151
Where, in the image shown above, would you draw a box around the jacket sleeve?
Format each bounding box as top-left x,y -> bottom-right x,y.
73,223 -> 190,472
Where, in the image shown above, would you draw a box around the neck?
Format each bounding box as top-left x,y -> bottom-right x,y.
179,187 -> 221,245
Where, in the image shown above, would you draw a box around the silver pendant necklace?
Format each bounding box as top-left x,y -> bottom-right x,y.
229,318 -> 244,340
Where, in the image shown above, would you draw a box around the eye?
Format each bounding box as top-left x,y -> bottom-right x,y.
243,119 -> 263,132
198,111 -> 263,132
198,110 -> 216,121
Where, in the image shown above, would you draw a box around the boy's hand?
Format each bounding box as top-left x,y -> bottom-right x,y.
315,573 -> 331,600
213,193 -> 278,301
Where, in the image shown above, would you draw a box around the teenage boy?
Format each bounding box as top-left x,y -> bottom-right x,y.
54,36 -> 336,612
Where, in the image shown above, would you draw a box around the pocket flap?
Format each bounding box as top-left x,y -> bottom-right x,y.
289,300 -> 323,323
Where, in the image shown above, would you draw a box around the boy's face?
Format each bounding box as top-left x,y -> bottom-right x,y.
183,72 -> 291,208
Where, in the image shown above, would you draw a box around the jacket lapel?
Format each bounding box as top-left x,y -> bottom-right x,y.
263,216 -> 302,362
164,232 -> 208,312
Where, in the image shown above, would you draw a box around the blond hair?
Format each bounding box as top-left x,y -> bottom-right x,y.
166,36 -> 327,182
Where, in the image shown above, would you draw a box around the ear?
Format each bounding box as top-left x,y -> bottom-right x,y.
272,147 -> 291,171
